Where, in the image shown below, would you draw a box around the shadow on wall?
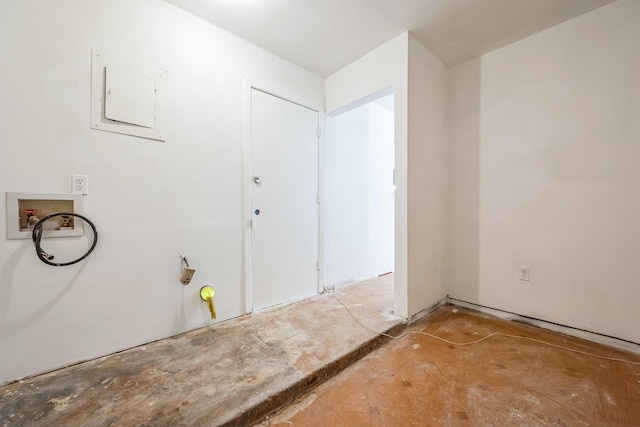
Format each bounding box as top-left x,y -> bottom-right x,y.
448,58 -> 481,302
0,241 -> 86,340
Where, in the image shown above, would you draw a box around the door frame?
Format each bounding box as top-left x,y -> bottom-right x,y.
242,80 -> 324,314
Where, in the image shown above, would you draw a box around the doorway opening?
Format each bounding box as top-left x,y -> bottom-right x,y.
323,88 -> 395,291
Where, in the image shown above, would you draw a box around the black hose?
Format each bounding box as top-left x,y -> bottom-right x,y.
31,212 -> 98,267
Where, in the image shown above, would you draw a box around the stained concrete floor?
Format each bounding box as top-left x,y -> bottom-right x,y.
0,274 -> 402,426
4,276 -> 640,426
260,306 -> 640,426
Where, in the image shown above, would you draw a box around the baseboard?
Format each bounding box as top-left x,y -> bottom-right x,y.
409,296 -> 449,324
447,297 -> 640,355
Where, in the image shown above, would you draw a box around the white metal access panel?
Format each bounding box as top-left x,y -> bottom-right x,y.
250,88 -> 319,311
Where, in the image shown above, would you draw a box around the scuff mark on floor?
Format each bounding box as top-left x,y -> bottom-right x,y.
47,394 -> 77,412
604,392 -> 616,406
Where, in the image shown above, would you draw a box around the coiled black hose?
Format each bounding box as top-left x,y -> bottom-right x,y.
31,212 -> 98,266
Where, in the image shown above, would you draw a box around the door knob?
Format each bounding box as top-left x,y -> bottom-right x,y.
253,176 -> 262,184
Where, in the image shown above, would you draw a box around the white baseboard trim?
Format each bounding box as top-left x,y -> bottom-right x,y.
448,297 -> 640,355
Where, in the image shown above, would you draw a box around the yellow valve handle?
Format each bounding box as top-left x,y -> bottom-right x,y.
199,285 -> 216,319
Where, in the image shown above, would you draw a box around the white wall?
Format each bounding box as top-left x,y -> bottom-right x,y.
325,33 -> 448,318
325,34 -> 408,115
325,33 -> 411,316
324,96 -> 395,287
406,34 -> 449,316
7,0 -> 626,386
448,0 -> 640,343
0,0 -> 323,384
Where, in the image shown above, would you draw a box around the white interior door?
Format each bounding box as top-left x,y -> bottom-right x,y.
250,89 -> 319,311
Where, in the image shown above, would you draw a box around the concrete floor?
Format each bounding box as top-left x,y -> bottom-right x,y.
260,306 -> 640,426
0,274 -> 402,426
3,274 -> 640,426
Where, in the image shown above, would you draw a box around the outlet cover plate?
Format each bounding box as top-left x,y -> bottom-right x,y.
72,174 -> 89,195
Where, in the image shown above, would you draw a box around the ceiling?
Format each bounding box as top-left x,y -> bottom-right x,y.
163,0 -> 617,77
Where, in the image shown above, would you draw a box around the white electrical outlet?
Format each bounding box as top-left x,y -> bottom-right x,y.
72,174 -> 89,195
519,266 -> 530,281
